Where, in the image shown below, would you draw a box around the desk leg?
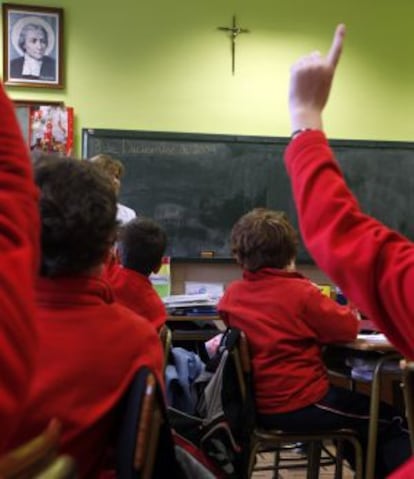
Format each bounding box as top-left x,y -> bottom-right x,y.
365,354 -> 401,479
402,363 -> 414,452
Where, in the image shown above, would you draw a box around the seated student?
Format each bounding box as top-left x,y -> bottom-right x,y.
7,157 -> 163,479
104,217 -> 168,331
0,81 -> 39,451
90,153 -> 137,225
217,208 -> 410,478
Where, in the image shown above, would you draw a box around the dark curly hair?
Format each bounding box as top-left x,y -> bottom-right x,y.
118,217 -> 167,276
231,208 -> 298,272
35,156 -> 117,277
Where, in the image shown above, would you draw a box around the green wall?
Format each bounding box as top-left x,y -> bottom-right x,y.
2,1 -> 414,156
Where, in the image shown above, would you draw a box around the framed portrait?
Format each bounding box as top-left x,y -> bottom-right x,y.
2,4 -> 64,88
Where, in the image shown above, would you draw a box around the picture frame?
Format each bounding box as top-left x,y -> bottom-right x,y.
12,100 -> 74,156
13,99 -> 63,144
2,4 -> 64,88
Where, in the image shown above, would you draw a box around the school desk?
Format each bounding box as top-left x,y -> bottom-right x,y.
329,335 -> 402,479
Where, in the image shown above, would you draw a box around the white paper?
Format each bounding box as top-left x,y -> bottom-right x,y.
184,281 -> 224,301
357,333 -> 388,342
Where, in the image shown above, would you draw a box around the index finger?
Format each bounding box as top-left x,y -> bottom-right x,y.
327,24 -> 346,68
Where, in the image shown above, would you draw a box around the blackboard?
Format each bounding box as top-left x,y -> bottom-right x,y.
82,129 -> 414,262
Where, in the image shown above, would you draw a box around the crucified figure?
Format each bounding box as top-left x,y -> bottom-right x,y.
218,15 -> 249,75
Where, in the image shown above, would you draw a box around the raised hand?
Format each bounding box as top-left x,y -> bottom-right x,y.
288,24 -> 346,133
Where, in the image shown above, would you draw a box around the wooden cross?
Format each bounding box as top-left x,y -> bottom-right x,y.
218,15 -> 249,75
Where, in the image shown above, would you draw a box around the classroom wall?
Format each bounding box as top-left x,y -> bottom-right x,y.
3,0 -> 414,148
2,1 -> 414,289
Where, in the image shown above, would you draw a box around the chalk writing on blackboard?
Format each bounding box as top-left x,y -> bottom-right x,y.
83,129 -> 414,262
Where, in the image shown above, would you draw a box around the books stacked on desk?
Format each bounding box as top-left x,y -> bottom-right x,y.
163,293 -> 218,316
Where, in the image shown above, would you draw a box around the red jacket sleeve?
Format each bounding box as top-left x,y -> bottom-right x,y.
301,286 -> 359,344
0,83 -> 39,450
284,130 -> 414,359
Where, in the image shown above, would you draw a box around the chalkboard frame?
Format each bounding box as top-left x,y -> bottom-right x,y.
82,128 -> 414,263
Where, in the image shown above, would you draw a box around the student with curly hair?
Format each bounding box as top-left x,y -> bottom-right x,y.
218,208 -> 410,478
8,157 -> 163,478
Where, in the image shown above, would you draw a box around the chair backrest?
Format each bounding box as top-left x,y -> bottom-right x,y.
158,324 -> 172,371
401,359 -> 414,451
233,329 -> 365,479
115,367 -> 181,479
0,419 -> 64,479
227,329 -> 251,402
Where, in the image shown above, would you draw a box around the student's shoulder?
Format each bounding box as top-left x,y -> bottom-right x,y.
148,286 -> 167,314
103,258 -> 122,278
111,302 -> 163,373
111,301 -> 158,333
114,266 -> 151,293
272,272 -> 322,304
288,274 -> 322,296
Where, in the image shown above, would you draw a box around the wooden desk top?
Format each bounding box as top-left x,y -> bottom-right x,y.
342,334 -> 396,352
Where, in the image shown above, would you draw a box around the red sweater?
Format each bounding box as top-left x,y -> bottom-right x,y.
284,130 -> 414,478
218,268 -> 358,414
104,263 -> 167,332
0,84 -> 39,450
10,275 -> 163,479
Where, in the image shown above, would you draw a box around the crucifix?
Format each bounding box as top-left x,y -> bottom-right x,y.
218,15 -> 249,75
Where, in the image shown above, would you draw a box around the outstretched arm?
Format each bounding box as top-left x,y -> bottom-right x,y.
289,24 -> 345,133
0,83 -> 39,450
284,25 -> 414,359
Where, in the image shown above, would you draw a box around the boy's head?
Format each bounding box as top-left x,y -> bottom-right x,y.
231,208 -> 298,272
89,154 -> 124,196
118,217 -> 167,276
35,156 -> 117,277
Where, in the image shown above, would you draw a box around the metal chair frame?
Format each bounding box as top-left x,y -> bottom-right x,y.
116,368 -> 164,479
158,324 -> 172,371
401,359 -> 414,452
230,330 -> 363,479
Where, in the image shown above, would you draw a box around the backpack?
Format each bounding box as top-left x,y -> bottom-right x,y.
168,328 -> 254,479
